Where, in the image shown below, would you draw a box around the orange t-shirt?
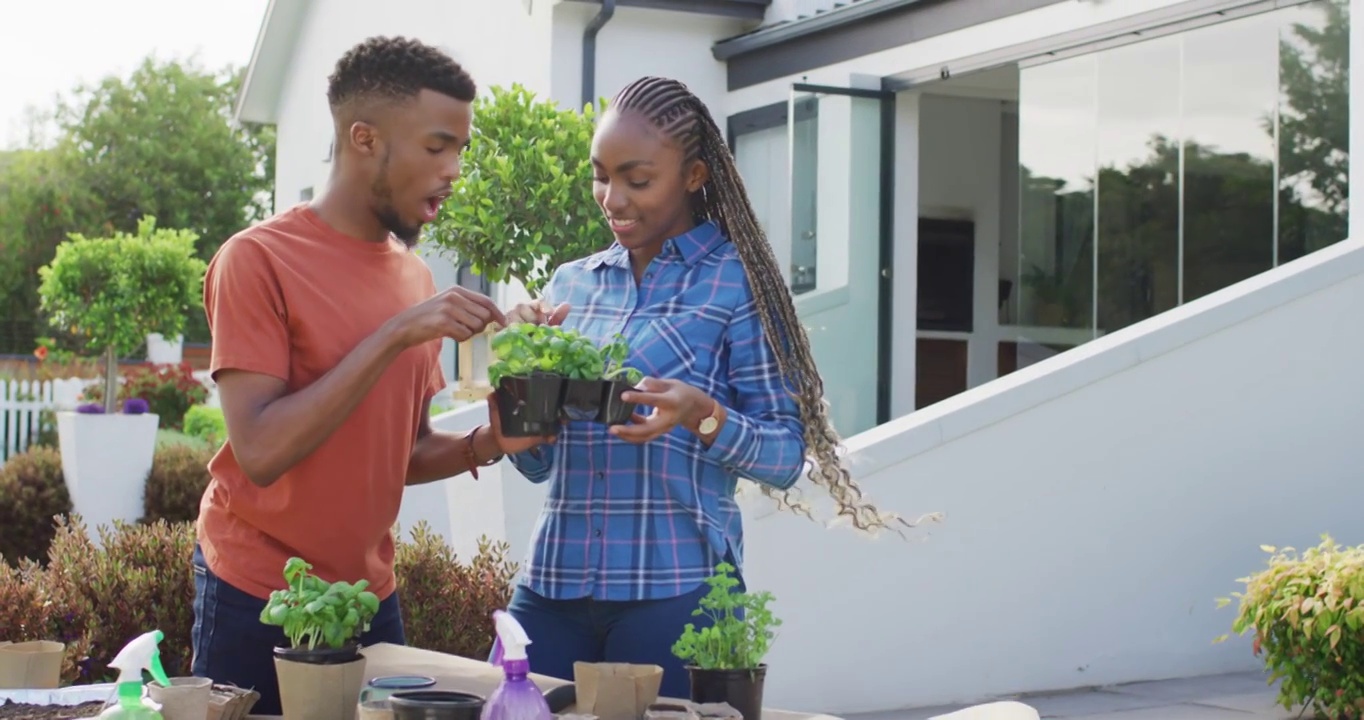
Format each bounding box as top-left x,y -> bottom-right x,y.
196,204 -> 446,601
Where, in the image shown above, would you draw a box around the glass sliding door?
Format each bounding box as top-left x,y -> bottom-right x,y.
787,84 -> 893,436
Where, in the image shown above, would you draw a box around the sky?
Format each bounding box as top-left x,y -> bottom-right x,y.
0,0 -> 270,149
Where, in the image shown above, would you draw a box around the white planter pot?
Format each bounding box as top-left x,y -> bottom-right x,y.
146,333 -> 184,364
56,411 -> 160,532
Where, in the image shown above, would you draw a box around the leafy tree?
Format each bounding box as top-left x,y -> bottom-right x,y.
52,56 -> 275,262
0,147 -> 105,353
427,84 -> 607,295
37,216 -> 208,413
0,56 -> 274,350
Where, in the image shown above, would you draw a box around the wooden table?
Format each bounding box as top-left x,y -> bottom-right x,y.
247,643 -> 839,720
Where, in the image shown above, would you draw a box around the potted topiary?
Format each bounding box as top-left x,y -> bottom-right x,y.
261,557 -> 380,720
486,323 -> 644,437
36,215 -> 207,532
427,84 -> 607,298
671,562 -> 781,720
1215,535 -> 1364,719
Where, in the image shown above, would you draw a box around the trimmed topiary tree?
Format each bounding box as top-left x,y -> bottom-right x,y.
427,84 -> 608,295
37,215 -> 207,412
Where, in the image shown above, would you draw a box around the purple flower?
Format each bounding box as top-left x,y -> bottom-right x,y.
76,402 -> 105,414
123,398 -> 149,414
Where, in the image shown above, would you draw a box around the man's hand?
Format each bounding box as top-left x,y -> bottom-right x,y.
504,299 -> 570,328
486,392 -> 558,454
608,377 -> 721,445
384,286 -> 507,347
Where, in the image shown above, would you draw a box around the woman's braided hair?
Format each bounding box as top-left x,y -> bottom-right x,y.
610,76 -> 916,536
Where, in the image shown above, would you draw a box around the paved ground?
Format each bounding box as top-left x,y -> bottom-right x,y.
848,671 -> 1305,719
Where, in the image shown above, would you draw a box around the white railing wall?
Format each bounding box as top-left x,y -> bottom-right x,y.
418,237 -> 1364,714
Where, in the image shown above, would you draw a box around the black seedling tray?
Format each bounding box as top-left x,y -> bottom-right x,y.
494,374 -> 639,437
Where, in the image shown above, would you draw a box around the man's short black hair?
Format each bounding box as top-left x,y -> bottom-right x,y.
327,36 -> 476,115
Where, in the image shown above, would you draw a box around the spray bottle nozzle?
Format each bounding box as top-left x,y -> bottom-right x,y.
104,629 -> 171,714
490,610 -> 531,667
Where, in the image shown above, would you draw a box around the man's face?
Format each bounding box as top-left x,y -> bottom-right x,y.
363,89 -> 472,245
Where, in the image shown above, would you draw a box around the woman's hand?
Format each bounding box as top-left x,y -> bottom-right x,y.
505,299 -> 571,327
608,377 -> 718,445
486,393 -> 558,454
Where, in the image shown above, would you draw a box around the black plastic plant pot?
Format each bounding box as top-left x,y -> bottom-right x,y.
561,378 -> 605,422
596,378 -> 639,425
687,665 -> 767,720
388,690 -> 486,720
271,642 -> 361,666
496,373 -> 565,437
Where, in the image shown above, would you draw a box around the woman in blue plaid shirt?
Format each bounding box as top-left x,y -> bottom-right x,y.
487,76 -> 902,697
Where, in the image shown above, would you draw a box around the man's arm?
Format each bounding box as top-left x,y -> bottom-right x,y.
405,396 -> 504,485
218,327 -> 405,488
210,239 -> 505,489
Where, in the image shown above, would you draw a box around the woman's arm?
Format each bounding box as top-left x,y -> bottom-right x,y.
698,293 -> 808,490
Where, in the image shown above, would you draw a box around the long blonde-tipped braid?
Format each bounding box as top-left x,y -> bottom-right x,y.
611,76 -> 918,536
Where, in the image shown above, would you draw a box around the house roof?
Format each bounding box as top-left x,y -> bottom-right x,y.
712,0 -> 914,60
235,0 -> 314,125
234,0 -> 770,125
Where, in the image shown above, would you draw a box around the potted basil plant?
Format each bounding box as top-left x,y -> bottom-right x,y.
261,557 -> 381,720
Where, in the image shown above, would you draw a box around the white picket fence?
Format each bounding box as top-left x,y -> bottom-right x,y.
0,372 -> 219,467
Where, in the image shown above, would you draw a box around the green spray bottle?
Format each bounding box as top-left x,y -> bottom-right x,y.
96,629 -> 172,718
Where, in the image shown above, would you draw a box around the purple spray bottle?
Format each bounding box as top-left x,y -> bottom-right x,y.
483,610 -> 553,720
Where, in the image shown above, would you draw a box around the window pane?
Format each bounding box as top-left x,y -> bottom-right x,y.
1096,36 -> 1181,334
1181,12 -> 1279,302
1277,0 -> 1351,263
1017,55 -> 1096,331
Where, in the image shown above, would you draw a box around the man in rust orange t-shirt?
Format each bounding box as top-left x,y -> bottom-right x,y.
189,37 -> 552,715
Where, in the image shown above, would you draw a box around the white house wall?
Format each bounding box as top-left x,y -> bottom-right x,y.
271,0 -> 554,211
548,3 -> 748,112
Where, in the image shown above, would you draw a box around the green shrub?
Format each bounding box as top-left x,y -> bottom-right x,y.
42,515 -> 197,682
0,445 -> 71,565
393,522 -> 518,659
0,558 -> 92,683
142,444 -> 214,524
182,404 -> 225,446
1217,535 -> 1364,718
3,517 -> 517,685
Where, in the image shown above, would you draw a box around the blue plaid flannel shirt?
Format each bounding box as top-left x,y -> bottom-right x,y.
506,220 -> 808,602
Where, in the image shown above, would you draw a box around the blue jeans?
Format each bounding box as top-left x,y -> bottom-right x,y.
190,543 -> 405,716
503,577 -> 743,700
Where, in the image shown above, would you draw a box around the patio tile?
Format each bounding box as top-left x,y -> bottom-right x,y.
1106,672 -> 1276,703
1192,693 -> 1297,717
1062,703 -> 1258,719
1013,689 -> 1172,717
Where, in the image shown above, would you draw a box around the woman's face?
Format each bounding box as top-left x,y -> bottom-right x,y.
590,109 -> 708,253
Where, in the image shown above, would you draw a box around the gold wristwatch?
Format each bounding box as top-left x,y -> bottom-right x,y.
697,400 -> 721,435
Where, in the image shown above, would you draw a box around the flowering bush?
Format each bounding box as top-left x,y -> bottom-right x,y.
83,362 -> 208,430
